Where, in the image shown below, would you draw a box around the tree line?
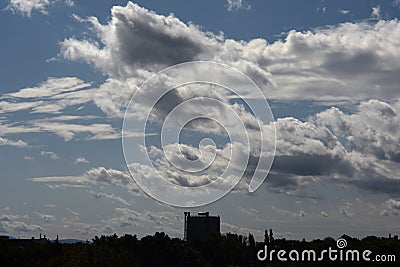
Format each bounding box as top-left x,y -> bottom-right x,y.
0,231 -> 399,266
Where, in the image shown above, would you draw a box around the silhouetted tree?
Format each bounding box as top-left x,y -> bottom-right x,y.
264,229 -> 269,245
0,232 -> 399,266
269,228 -> 274,247
248,233 -> 255,247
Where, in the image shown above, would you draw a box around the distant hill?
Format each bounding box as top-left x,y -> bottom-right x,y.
58,239 -> 86,244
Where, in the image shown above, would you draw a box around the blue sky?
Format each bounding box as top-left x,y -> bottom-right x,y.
1,0 -> 400,241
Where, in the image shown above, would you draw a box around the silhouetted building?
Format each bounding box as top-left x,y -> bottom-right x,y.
184,212 -> 220,241
1,234 -> 49,248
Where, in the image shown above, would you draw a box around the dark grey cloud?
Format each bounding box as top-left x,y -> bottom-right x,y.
61,2 -> 400,110
62,2 -> 219,79
57,2 -> 400,200
381,198 -> 400,216
123,99 -> 400,199
315,99 -> 400,162
112,8 -> 207,67
248,100 -> 400,198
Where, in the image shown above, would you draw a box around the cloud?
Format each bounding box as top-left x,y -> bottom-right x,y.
226,0 -> 251,11
258,115 -> 347,198
92,78 -> 137,118
238,207 -> 259,217
381,199 -> 400,216
0,137 -> 27,147
0,77 -> 125,141
31,175 -> 88,183
46,183 -> 88,189
5,77 -> 90,99
65,208 -> 80,220
221,222 -> 262,237
386,199 -> 400,211
310,100 -> 400,196
1,119 -> 120,142
6,0 -> 54,16
61,3 -> 220,80
33,121 -> 120,141
61,2 -> 400,104
34,211 -> 56,223
272,206 -> 306,219
6,0 -> 73,16
12,2 -> 398,204
321,211 -> 329,217
339,9 -> 350,15
0,212 -> 43,235
40,150 -> 59,160
65,208 -> 80,217
104,208 -> 180,232
340,208 -> 354,218
89,190 -> 131,206
64,0 -> 74,7
315,99 -> 400,163
371,5 -> 381,18
31,167 -> 140,194
60,220 -> 109,236
1,77 -> 94,115
85,167 -> 139,193
275,117 -> 345,158
123,99 -> 400,199
142,143 -> 229,187
73,156 -> 89,164
266,99 -> 400,198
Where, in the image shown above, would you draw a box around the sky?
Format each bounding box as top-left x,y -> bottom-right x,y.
0,0 -> 400,241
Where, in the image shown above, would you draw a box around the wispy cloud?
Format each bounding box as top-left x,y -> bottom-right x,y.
31,176 -> 87,183
1,211 -> 43,236
226,0 -> 251,11
34,211 -> 56,223
89,190 -> 131,206
73,156 -> 89,164
31,167 -> 140,194
40,151 -> 59,160
0,137 -> 27,147
372,5 -> 381,18
6,0 -> 55,16
1,77 -> 94,115
65,208 -> 80,220
6,0 -> 74,16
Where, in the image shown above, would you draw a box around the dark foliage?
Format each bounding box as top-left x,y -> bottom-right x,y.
0,232 -> 399,266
